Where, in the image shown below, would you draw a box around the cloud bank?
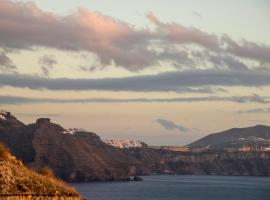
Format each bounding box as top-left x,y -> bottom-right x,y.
0,0 -> 269,71
0,94 -> 269,105
0,69 -> 270,92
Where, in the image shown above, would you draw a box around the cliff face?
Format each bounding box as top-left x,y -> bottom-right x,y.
0,114 -> 142,182
128,148 -> 270,176
0,144 -> 81,200
1,110 -> 270,182
0,110 -> 25,130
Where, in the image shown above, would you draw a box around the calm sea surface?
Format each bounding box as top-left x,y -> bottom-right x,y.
72,175 -> 270,200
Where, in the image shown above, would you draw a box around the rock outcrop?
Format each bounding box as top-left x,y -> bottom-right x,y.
0,112 -> 143,182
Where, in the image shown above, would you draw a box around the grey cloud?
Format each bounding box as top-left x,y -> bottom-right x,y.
156,118 -> 189,133
237,108 -> 270,114
209,55 -> 248,70
0,69 -> 270,92
158,49 -> 193,69
0,94 -> 269,105
222,35 -> 270,63
38,55 -> 57,76
0,50 -> 16,72
191,50 -> 249,71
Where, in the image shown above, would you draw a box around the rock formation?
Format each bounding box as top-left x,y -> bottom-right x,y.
1,110 -> 270,182
0,112 -> 143,182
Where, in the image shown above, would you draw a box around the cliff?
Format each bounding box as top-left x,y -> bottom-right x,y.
0,143 -> 81,200
0,112 -> 142,182
128,148 -> 270,176
1,110 -> 270,182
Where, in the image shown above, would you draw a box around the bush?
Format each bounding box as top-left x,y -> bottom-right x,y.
37,166 -> 55,178
0,143 -> 10,160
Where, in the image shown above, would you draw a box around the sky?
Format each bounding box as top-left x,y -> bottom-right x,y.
0,0 -> 270,145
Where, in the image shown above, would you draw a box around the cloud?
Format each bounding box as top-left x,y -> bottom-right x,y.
0,0 -> 269,72
147,12 -> 219,50
38,54 -> 57,76
222,35 -> 270,63
0,0 -> 155,70
0,69 -> 270,92
157,48 -> 193,69
0,50 -> 16,72
0,94 -> 269,105
237,108 -> 270,114
156,118 -> 189,133
209,55 -> 248,70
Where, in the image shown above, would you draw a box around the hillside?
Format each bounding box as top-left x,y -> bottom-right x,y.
188,125 -> 270,151
0,143 -> 81,199
0,111 -> 143,182
1,110 -> 270,180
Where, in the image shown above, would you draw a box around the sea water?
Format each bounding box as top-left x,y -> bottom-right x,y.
73,175 -> 270,200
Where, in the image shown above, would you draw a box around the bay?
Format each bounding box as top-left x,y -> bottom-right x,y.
73,175 -> 270,200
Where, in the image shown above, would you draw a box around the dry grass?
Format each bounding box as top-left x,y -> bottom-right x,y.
36,166 -> 54,178
0,143 -> 11,161
0,143 -> 82,199
0,196 -> 82,200
13,163 -> 79,195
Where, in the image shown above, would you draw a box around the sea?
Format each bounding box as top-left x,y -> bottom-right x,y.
72,175 -> 270,200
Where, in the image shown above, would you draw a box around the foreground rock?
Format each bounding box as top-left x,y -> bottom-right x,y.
0,144 -> 82,200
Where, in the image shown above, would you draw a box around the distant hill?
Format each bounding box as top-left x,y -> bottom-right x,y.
0,143 -> 81,199
188,125 -> 270,151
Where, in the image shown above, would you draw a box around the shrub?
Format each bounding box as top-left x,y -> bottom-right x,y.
37,166 -> 55,178
0,143 -> 10,160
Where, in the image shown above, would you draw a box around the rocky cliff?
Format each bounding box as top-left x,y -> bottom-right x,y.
127,148 -> 270,176
0,112 -> 143,182
1,110 -> 270,182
